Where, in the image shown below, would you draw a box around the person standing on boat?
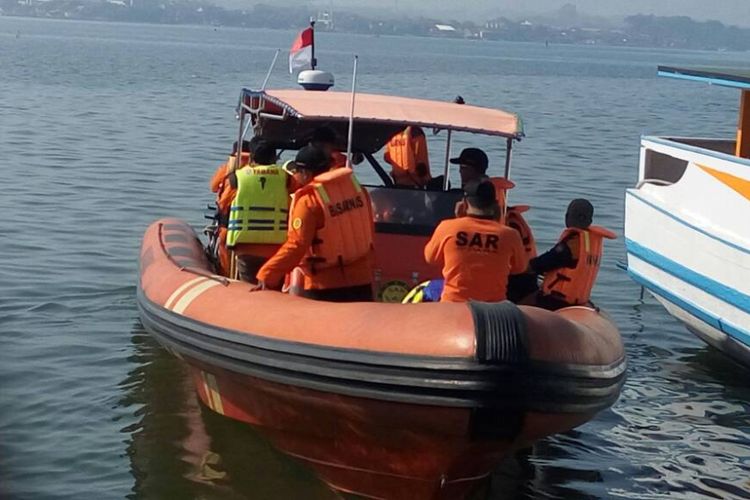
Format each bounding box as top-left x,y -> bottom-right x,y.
424,180 -> 528,303
451,147 -> 538,267
384,126 -> 432,188
255,145 -> 375,302
208,139 -> 255,275
210,139 -> 253,195
529,199 -> 616,310
225,140 -> 294,282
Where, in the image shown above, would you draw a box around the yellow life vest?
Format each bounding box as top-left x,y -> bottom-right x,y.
540,225 -> 616,305
226,164 -> 289,246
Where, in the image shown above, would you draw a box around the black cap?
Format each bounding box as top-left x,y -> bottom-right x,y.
294,145 -> 330,174
450,148 -> 488,173
464,180 -> 496,209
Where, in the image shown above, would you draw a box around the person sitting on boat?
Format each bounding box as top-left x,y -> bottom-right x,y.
384,126 -> 432,188
505,204 -> 540,302
423,180 -> 528,303
451,147 -> 516,217
530,199 -> 616,310
255,145 -> 375,302
208,138 -> 257,275
225,140 -> 294,282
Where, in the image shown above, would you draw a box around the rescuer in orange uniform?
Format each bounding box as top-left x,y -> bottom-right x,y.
210,140 -> 253,195
224,140 -> 298,282
384,126 -> 432,188
256,145 -> 375,302
424,180 -> 528,303
208,139 -> 255,275
530,199 -> 616,310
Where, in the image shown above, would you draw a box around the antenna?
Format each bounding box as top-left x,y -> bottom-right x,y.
346,55 -> 359,168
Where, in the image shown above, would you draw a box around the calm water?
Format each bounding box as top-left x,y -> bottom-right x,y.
1,17 -> 750,500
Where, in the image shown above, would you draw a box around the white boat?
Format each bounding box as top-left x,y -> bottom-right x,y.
625,66 -> 750,367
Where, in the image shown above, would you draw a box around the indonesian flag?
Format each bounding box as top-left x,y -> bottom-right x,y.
289,27 -> 313,73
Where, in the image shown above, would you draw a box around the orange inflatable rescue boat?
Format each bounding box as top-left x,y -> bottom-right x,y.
138,84 -> 625,499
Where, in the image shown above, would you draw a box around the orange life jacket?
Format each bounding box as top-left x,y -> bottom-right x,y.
505,205 -> 537,258
384,127 -> 431,187
295,168 -> 374,272
487,177 -> 515,216
213,152 -> 251,195
541,225 -> 616,305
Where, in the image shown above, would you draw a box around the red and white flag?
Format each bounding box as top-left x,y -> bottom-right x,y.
289,27 -> 313,73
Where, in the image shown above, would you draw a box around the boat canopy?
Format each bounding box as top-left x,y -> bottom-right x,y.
658,66 -> 750,159
658,66 -> 750,90
240,88 -> 524,154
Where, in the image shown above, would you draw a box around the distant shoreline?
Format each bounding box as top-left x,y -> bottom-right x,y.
2,9 -> 748,53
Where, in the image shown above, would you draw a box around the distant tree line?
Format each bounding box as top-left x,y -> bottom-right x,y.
624,14 -> 750,50
2,0 -> 749,51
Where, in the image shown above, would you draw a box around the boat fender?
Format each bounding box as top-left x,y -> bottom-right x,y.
469,301 -> 528,364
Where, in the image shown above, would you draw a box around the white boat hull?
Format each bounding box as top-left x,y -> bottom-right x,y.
625,136 -> 750,367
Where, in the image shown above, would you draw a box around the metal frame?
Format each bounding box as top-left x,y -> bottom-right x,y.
237,88 -> 520,191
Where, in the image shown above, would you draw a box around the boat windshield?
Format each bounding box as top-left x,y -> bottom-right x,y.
367,186 -> 464,236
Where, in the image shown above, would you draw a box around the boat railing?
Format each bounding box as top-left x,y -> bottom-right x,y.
665,137 -> 737,155
638,135 -> 749,187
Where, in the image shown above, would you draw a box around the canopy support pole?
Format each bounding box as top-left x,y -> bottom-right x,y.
503,138 -> 513,179
737,90 -> 750,159
346,55 -> 359,168
260,49 -> 280,91
442,130 -> 453,191
235,107 -> 245,170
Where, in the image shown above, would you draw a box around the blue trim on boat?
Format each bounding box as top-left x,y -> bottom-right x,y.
625,190 -> 750,255
627,267 -> 750,347
657,70 -> 750,90
626,239 -> 750,315
641,136 -> 750,169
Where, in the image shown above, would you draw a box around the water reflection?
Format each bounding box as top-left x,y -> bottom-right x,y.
122,322 -> 336,500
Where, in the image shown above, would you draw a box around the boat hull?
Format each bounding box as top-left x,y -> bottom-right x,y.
138,218 -> 626,499
625,136 -> 750,368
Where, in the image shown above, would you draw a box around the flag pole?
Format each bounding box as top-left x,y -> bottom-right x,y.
309,19 -> 317,70
346,55 -> 359,168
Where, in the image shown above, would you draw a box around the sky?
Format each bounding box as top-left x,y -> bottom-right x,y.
272,0 -> 750,27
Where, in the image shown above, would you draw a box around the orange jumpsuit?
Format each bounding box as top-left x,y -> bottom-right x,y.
424,216 -> 528,303
257,189 -> 374,291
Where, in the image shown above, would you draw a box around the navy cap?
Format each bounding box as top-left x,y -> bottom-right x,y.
294,145 -> 329,174
450,147 -> 489,172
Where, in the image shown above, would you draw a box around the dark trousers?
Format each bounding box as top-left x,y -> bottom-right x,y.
534,291 -> 574,311
507,273 -> 539,303
236,255 -> 267,283
300,284 -> 374,303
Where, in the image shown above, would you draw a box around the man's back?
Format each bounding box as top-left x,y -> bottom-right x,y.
425,216 -> 528,303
